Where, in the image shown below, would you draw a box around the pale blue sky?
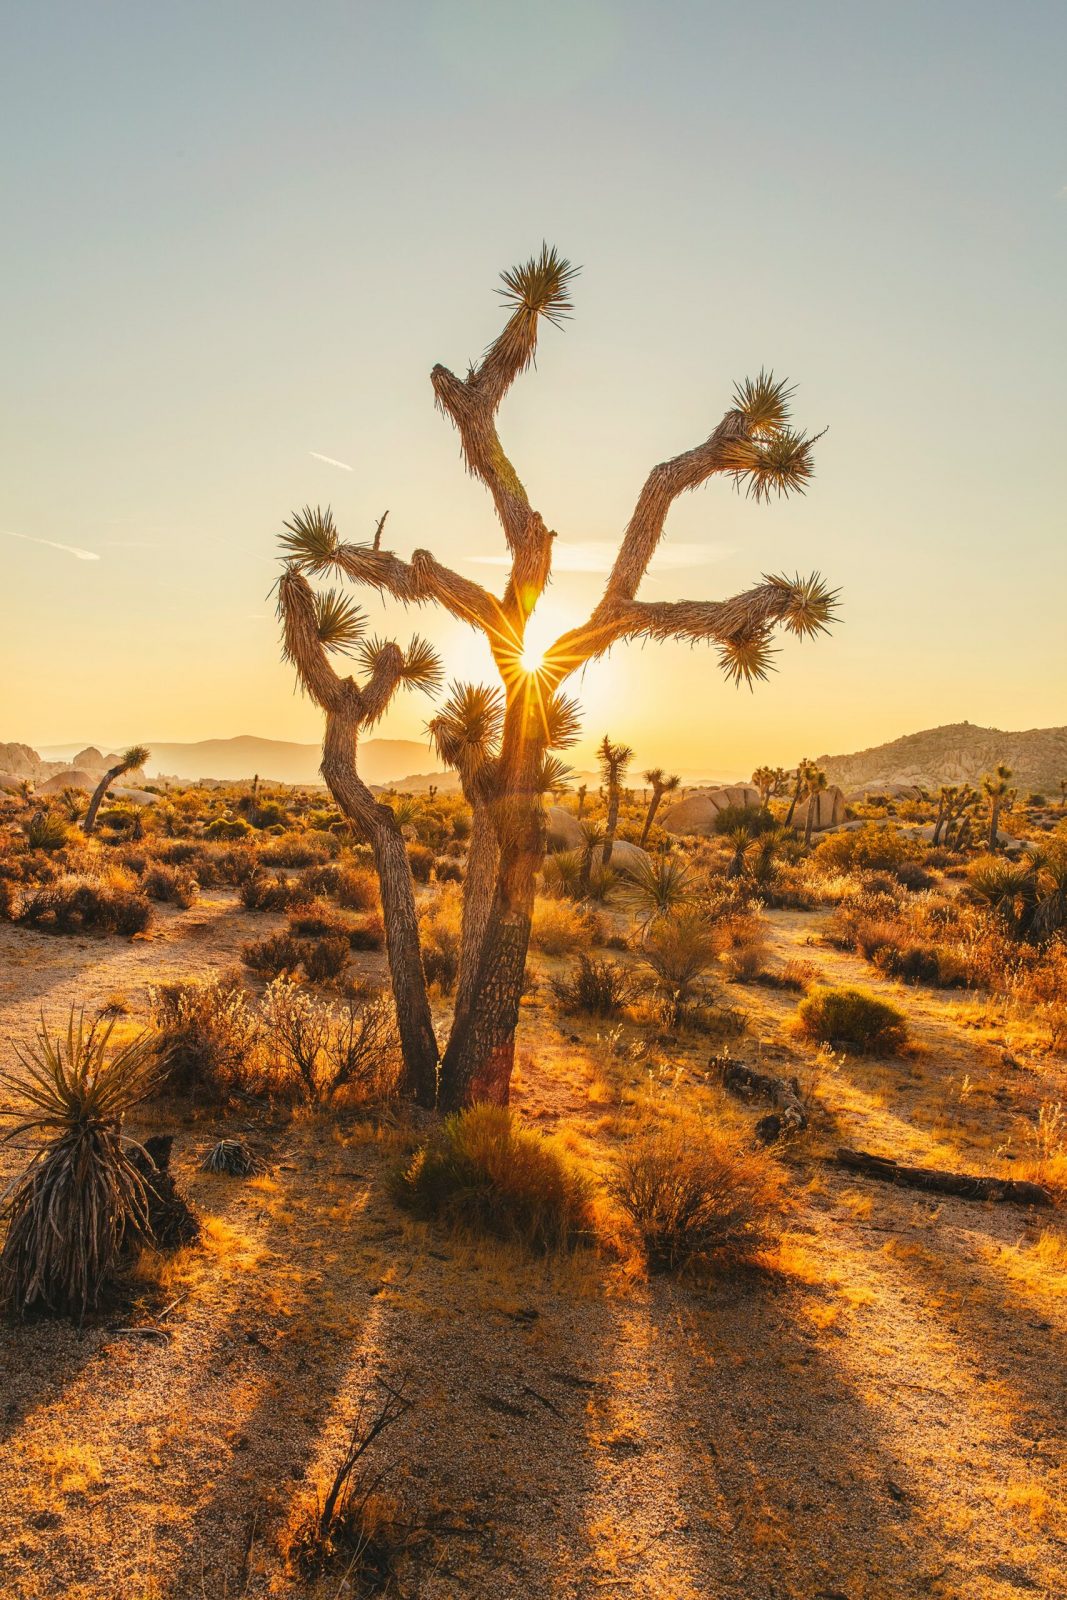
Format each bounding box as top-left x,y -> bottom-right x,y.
2,1 -> 1064,773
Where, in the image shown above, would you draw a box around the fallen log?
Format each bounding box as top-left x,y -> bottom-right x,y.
834,1147 -> 1053,1207
716,1058 -> 808,1144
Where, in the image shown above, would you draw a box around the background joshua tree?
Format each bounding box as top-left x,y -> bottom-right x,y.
751,764 -> 786,807
931,783 -> 957,848
639,767 -> 680,847
784,758 -> 814,828
83,744 -> 150,836
277,562 -> 442,1105
802,767 -> 829,848
277,245 -> 838,1109
597,737 -> 634,866
982,763 -> 1014,850
575,782 -> 588,818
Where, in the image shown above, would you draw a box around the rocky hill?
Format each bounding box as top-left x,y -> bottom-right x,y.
818,722 -> 1067,796
11,735 -> 443,788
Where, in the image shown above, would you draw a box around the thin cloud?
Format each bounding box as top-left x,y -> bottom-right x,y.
309,450 -> 353,472
103,539 -> 161,550
5,530 -> 100,562
464,539 -> 735,574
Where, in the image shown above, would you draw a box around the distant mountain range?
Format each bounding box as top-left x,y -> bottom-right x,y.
32,735 -> 441,788
819,722 -> 1067,795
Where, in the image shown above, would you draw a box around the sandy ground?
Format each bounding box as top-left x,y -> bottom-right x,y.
0,895 -> 1064,1599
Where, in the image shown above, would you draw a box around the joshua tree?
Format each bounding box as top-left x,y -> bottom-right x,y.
575,783 -> 587,819
784,758 -> 814,828
751,764 -> 786,807
597,736 -> 634,866
802,767 -> 829,848
982,764 -> 1014,850
277,245 -> 837,1109
931,783 -> 957,848
83,745 -> 150,836
724,821 -> 757,879
639,767 -> 681,847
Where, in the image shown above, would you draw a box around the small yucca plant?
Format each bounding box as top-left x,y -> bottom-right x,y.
0,1010 -> 161,1319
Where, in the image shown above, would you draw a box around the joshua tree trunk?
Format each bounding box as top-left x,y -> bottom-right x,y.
784,762 -> 809,829
931,791 -> 948,847
803,796 -> 816,848
439,699 -> 546,1111
453,799 -> 500,1025
987,797 -> 1002,850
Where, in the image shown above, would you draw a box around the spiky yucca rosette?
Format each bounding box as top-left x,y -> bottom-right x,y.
0,1010 -> 161,1319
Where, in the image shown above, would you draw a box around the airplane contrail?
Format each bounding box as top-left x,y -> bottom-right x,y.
309,451 -> 353,472
5,530 -> 100,561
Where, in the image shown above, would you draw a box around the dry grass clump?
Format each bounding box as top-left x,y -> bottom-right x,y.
615,1121 -> 787,1272
0,1011 -> 161,1318
551,954 -> 638,1017
18,874 -> 152,936
200,1138 -> 265,1177
395,1105 -> 595,1252
640,911 -> 719,1020
22,809 -> 70,852
1016,1102 -> 1067,1202
797,984 -> 908,1053
335,865 -> 380,910
259,831 -> 336,868
530,895 -> 602,957
418,887 -> 462,993
140,862 -> 198,908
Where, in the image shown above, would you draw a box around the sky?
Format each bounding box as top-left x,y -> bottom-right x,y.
2,1 -> 1065,778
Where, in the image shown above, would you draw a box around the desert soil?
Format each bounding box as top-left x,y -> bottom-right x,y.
0,893 -> 1064,1599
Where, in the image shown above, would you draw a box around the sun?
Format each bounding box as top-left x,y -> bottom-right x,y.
519,642 -> 546,675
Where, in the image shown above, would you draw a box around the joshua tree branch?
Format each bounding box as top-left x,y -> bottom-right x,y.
333,542 -> 501,639
278,568 -> 344,713
359,644 -> 408,726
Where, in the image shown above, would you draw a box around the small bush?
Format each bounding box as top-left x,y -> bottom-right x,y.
796,984 -> 908,1053
203,816 -> 253,841
406,843 -> 434,883
242,931 -> 304,977
152,978 -> 262,1098
141,863 -> 198,909
395,1105 -> 594,1252
23,810 -> 69,852
240,871 -> 307,912
335,866 -> 380,910
299,862 -> 342,897
530,897 -> 593,958
287,899 -> 351,940
640,911 -> 718,1012
261,980 -> 399,1105
551,954 -> 637,1017
434,856 -> 463,883
260,831 -> 334,868
19,877 -> 152,937
347,915 -> 385,952
616,1122 -> 785,1272
301,934 -> 350,984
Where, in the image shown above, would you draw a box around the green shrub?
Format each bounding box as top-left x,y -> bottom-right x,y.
204,816 -> 253,841
796,984 -> 908,1052
813,825 -> 920,876
22,810 -> 69,852
616,1122 -> 786,1272
394,1105 -> 594,1252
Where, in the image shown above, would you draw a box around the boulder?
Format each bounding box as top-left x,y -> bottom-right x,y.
604,839 -> 651,875
546,804 -> 584,852
794,785 -> 847,833
111,785 -> 158,806
72,746 -> 107,772
0,742 -> 45,778
659,783 -> 762,838
38,769 -> 96,794
846,782 -> 925,803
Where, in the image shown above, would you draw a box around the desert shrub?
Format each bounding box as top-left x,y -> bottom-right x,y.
151,977 -> 262,1098
335,866 -> 380,911
418,888 -> 462,993
394,1105 -> 594,1252
140,863 -> 198,909
813,825 -> 920,877
530,896 -> 595,958
0,1012 -> 162,1317
260,831 -> 334,868
261,979 -> 399,1104
204,816 -> 253,841
19,876 -> 152,937
434,856 -> 463,883
712,804 -> 774,836
406,843 -> 434,883
796,985 -> 908,1053
1017,1102 -> 1067,1202
640,911 -> 719,1016
616,1122 -> 786,1272
619,851 -> 695,928
299,862 -> 342,897
721,935 -> 771,983
22,809 -> 69,852
287,899 -> 352,940
872,940 -> 968,988
205,844 -> 259,886
348,915 -> 385,952
451,811 -> 471,841
242,930 -> 304,977
240,871 -> 307,912
551,954 -> 637,1017
301,934 -> 351,984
